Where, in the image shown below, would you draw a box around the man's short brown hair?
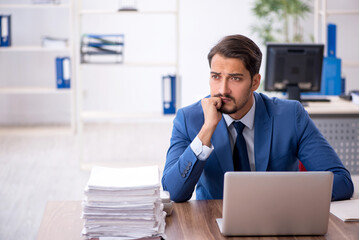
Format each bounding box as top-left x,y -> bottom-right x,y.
208,34 -> 262,79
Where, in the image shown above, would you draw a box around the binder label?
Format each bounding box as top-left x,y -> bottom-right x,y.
163,77 -> 172,102
1,17 -> 8,38
63,58 -> 71,80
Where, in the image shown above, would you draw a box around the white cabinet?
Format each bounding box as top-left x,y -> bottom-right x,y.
75,0 -> 179,165
0,1 -> 76,132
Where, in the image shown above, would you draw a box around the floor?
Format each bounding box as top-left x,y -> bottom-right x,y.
0,122 -> 173,240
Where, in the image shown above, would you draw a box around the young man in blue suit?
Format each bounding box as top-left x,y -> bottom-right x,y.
162,34 -> 354,202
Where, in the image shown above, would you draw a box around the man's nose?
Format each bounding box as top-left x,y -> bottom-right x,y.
219,79 -> 230,95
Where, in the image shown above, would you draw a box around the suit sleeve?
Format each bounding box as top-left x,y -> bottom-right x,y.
161,108 -> 207,202
295,102 -> 354,201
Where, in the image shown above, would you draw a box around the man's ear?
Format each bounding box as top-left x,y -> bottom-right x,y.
251,74 -> 261,91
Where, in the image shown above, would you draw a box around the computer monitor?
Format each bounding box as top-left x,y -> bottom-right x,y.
264,43 -> 324,103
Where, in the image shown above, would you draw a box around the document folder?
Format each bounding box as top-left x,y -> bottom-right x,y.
0,15 -> 11,47
162,75 -> 176,114
321,23 -> 341,95
322,57 -> 341,95
56,57 -> 71,89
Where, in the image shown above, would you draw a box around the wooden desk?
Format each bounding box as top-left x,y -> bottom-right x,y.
37,200 -> 359,240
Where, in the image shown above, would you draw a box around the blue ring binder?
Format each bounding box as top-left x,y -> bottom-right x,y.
162,75 -> 176,114
0,15 -> 11,47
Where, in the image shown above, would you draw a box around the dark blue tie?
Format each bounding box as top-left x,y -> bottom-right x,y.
232,121 -> 250,171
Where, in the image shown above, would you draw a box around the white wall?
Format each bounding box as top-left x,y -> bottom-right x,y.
1,0 -> 358,125
178,0 -> 261,107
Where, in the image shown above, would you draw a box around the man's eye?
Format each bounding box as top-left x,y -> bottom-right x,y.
211,75 -> 220,80
231,77 -> 241,81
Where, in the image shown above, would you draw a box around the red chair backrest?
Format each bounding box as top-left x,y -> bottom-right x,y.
299,161 -> 307,171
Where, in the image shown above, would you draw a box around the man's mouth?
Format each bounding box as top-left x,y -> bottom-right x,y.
213,94 -> 235,104
220,97 -> 232,103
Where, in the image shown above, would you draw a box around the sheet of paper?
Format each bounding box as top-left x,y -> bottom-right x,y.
87,165 -> 160,189
330,198 -> 359,221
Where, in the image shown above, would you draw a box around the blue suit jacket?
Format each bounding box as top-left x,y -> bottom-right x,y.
162,92 -> 354,202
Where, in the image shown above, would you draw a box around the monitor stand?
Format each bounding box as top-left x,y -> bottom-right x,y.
287,85 -> 330,106
287,85 -> 301,102
287,85 -> 308,106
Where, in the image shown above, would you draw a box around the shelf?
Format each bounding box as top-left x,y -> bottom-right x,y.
0,87 -> 72,94
81,111 -> 175,123
319,9 -> 359,15
0,125 -> 73,136
80,9 -> 177,15
0,46 -> 70,52
343,60 -> 359,67
0,3 -> 71,9
80,61 -> 176,68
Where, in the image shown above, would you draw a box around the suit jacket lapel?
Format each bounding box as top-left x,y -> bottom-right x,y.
212,117 -> 234,173
254,93 -> 273,171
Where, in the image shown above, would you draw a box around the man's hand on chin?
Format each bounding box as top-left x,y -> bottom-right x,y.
198,97 -> 223,147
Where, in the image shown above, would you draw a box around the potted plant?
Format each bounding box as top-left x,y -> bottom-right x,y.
251,0 -> 312,44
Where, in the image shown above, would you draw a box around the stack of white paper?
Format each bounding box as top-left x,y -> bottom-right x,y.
81,166 -> 166,239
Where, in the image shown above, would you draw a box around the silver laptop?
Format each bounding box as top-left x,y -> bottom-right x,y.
216,171 -> 333,236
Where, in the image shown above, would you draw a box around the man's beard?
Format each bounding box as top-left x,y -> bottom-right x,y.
213,94 -> 238,114
213,91 -> 251,115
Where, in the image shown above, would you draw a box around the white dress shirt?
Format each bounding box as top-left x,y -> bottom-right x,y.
190,97 -> 256,171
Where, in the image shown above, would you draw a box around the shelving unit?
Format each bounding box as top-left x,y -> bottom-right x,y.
75,0 -> 179,166
0,1 -> 76,132
314,0 -> 359,68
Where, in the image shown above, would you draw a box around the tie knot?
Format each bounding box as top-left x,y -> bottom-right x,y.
233,121 -> 245,134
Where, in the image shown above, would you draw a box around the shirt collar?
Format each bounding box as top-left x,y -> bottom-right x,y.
223,96 -> 256,130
